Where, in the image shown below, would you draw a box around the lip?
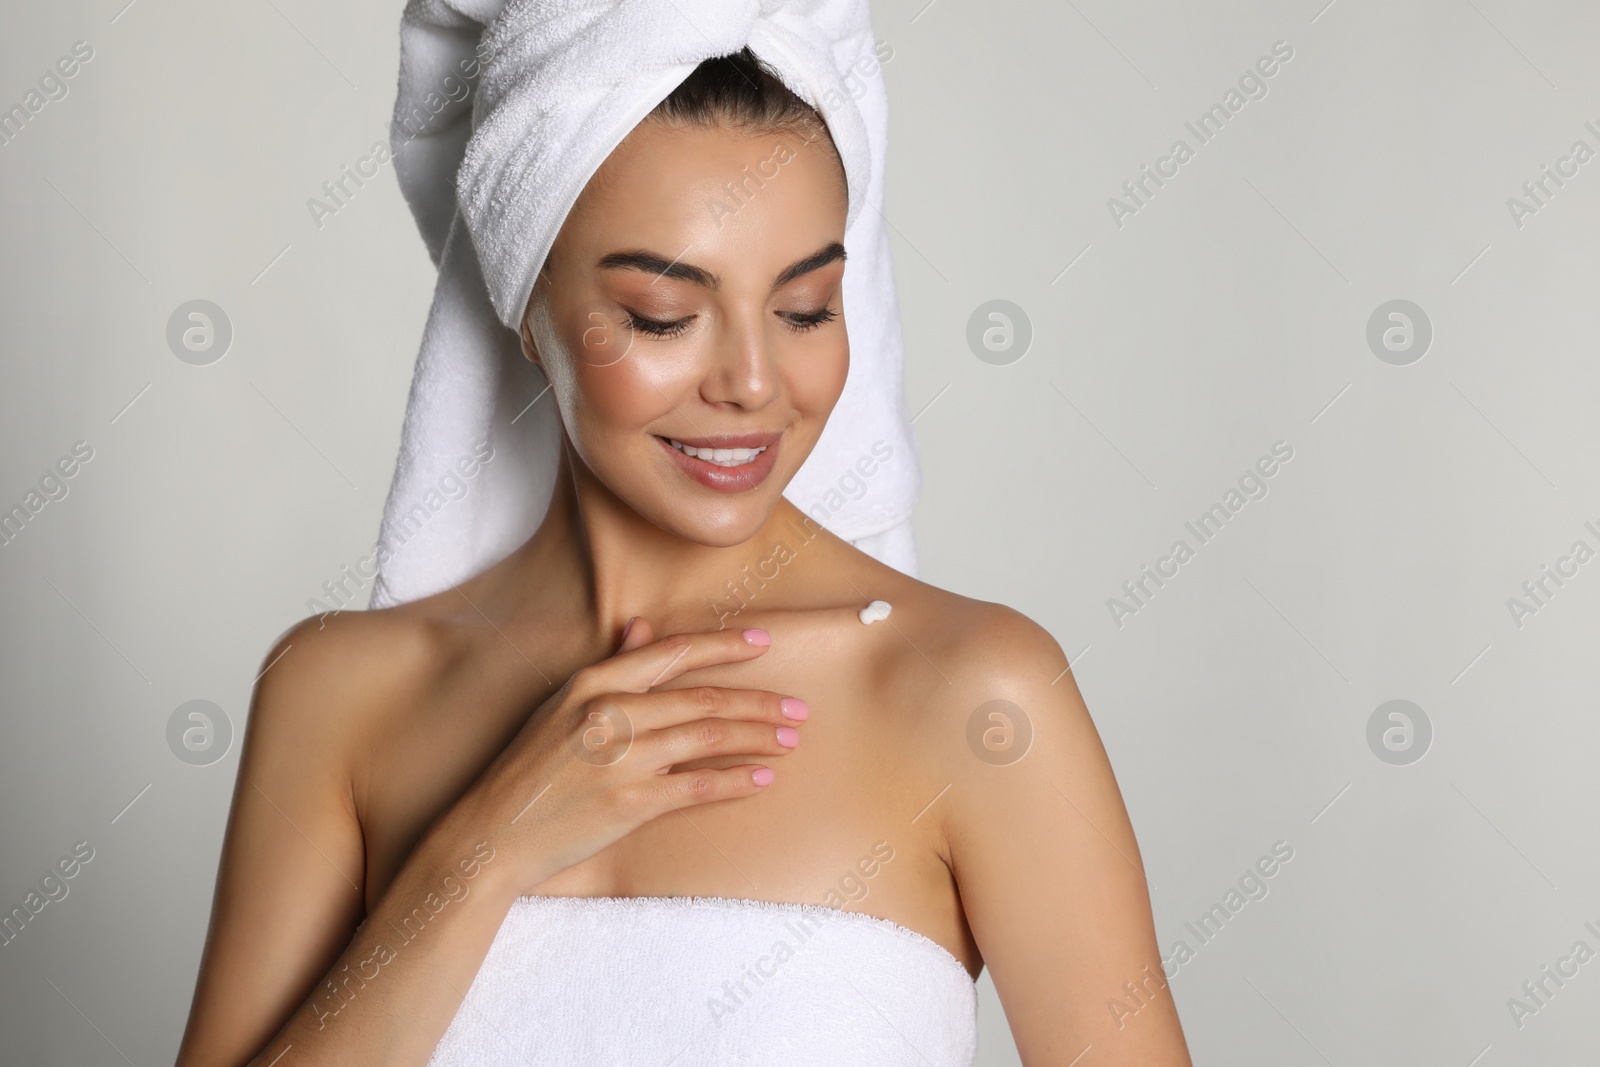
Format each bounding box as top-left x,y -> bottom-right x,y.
663,432 -> 781,449
655,432 -> 781,493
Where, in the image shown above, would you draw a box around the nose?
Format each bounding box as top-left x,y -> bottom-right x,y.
699,310 -> 779,410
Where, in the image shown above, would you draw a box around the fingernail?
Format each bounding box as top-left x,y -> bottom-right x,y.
752,767 -> 776,786
776,726 -> 799,748
780,697 -> 809,721
621,616 -> 637,641
741,628 -> 771,646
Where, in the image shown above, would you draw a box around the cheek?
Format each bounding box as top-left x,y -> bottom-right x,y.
572,357 -> 676,429
565,335 -> 704,449
787,339 -> 849,418
549,308 -> 676,435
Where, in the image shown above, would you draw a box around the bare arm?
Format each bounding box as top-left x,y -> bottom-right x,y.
937,608 -> 1192,1065
174,616 -> 372,1065
215,806 -> 527,1066
173,617 -> 526,1066
175,616 -> 805,1066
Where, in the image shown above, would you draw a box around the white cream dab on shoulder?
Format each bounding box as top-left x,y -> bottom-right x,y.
858,600 -> 892,625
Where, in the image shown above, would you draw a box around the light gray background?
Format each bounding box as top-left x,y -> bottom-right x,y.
3,0 -> 1598,1063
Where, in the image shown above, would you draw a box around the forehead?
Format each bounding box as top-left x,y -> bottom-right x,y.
557,120 -> 847,265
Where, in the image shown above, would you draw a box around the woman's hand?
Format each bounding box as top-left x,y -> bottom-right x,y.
451,616 -> 808,897
176,614 -> 807,1067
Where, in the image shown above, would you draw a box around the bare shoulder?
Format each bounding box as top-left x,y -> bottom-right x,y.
865,565 -> 1075,717
858,565 -> 1101,789
840,564 -> 1120,880
242,602 -> 461,782
852,587 -> 1182,1062
913,587 -> 1064,681
178,606 -> 472,1065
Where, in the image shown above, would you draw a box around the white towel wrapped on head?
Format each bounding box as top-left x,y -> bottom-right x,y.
371,0 -> 920,609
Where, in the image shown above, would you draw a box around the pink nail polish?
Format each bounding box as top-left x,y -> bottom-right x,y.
741,628 -> 771,646
780,697 -> 809,721
752,767 -> 776,786
776,726 -> 799,748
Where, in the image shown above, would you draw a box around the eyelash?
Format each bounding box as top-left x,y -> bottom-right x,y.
623,307 -> 838,338
782,307 -> 839,333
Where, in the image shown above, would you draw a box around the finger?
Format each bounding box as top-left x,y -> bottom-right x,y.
614,686 -> 807,731
640,717 -> 800,768
576,625 -> 773,698
644,763 -> 778,814
616,615 -> 654,654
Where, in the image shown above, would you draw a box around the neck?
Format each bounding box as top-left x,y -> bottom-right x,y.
504,439 -> 832,642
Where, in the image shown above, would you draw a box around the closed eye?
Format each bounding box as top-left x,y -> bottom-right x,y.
623,307 -> 839,338
780,307 -> 838,333
624,311 -> 693,338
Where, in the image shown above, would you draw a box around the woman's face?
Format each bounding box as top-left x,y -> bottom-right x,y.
522,118 -> 850,547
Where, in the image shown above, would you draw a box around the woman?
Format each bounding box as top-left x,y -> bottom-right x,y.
175,34 -> 1191,1067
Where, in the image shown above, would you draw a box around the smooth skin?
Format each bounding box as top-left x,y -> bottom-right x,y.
175,117 -> 1192,1066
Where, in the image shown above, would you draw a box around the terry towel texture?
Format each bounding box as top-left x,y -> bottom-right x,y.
371,0 -> 922,609
425,894 -> 979,1065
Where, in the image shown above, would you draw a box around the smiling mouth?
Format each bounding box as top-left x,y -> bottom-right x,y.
662,438 -> 769,468
653,432 -> 782,493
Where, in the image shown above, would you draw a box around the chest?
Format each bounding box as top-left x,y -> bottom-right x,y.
356,643 -> 964,961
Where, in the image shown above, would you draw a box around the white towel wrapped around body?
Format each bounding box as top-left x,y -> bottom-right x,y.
423,894 -> 978,1065
370,0 -> 921,609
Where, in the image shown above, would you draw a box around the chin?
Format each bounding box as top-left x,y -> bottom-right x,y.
638,492 -> 781,548
631,429 -> 818,544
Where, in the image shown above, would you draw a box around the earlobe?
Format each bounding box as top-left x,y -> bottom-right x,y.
520,276 -> 552,367
519,315 -> 541,367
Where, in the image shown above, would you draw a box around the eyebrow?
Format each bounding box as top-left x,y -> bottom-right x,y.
596,241 -> 846,290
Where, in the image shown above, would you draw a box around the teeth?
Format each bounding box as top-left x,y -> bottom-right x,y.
667,438 -> 768,467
